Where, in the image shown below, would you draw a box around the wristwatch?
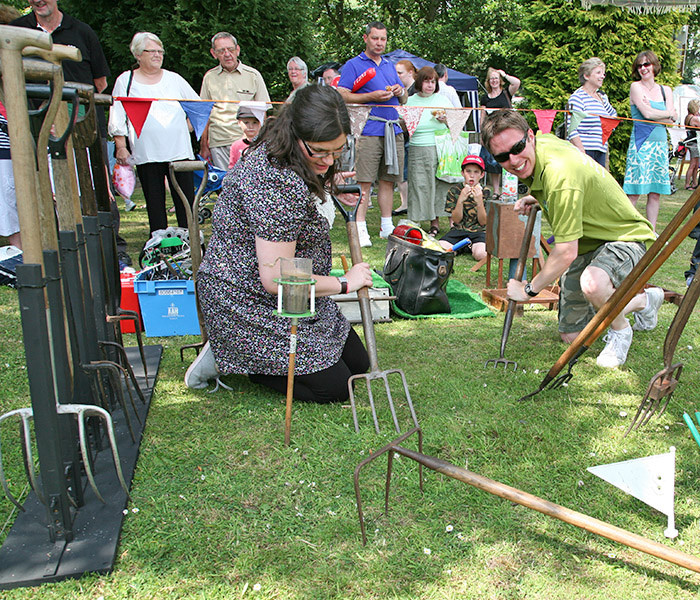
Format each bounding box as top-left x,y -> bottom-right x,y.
338,276 -> 348,294
524,282 -> 538,297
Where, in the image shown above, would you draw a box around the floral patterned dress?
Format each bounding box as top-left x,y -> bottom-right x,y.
197,143 -> 350,376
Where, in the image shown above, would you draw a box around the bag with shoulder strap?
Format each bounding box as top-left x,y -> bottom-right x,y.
383,234 -> 455,315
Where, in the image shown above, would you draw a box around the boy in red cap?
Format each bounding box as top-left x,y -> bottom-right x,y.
440,155 -> 488,261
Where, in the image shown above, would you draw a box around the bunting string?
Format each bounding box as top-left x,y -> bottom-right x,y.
112,96 -> 695,143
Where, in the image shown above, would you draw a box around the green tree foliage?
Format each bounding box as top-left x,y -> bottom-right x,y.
60,0 -> 316,99
313,0 -> 523,78
505,0 -> 687,180
682,10 -> 700,83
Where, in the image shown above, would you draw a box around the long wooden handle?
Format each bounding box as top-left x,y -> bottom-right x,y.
346,222 -> 379,372
395,445 -> 700,574
540,190 -> 700,384
0,25 -> 52,266
22,43 -> 82,64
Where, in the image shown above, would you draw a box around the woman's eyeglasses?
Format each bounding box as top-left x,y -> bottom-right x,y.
637,62 -> 652,70
301,139 -> 346,159
142,49 -> 165,56
492,133 -> 528,163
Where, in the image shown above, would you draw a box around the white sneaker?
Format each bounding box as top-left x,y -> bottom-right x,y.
596,326 -> 633,368
358,229 -> 372,247
184,342 -> 220,389
632,287 -> 664,331
379,225 -> 394,239
124,199 -> 136,212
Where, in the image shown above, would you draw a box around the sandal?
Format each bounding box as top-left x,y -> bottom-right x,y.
428,226 -> 440,237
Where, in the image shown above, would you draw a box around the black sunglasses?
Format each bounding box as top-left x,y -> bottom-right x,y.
492,132 -> 528,163
637,61 -> 652,70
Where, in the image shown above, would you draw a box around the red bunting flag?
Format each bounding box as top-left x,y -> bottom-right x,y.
117,97 -> 156,138
600,116 -> 621,145
533,109 -> 557,134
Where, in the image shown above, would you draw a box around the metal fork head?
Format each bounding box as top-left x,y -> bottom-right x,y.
624,363 -> 683,437
549,370 -> 574,390
484,357 -> 518,371
56,404 -> 131,504
0,408 -> 44,511
347,368 -> 418,435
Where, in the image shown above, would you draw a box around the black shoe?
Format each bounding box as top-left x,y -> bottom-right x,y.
392,207 -> 408,216
690,228 -> 700,240
117,250 -> 132,266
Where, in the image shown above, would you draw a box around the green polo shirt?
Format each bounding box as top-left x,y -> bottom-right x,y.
523,134 -> 655,255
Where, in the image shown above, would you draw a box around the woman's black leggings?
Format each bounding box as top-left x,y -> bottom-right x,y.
248,328 -> 370,404
136,161 -> 195,233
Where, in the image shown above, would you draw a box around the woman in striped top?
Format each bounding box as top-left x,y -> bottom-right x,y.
567,57 -> 617,168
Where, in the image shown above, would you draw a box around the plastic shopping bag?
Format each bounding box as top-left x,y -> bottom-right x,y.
435,130 -> 471,183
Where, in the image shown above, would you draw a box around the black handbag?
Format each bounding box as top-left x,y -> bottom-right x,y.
383,234 -> 455,315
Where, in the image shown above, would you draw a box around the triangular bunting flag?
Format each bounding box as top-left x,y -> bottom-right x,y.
348,105 -> 372,138
599,116 -> 620,145
118,97 -> 155,138
588,447 -> 677,538
180,100 -> 214,140
397,105 -> 424,137
569,110 -> 588,134
445,108 -> 470,142
534,109 -> 557,134
635,121 -> 655,150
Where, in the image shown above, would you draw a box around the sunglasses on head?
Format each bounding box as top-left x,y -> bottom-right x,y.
492,132 -> 528,163
637,61 -> 652,70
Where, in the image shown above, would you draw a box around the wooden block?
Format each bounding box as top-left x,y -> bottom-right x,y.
486,201 -> 540,259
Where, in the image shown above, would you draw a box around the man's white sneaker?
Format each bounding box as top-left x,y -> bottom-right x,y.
358,229 -> 372,247
596,326 -> 633,368
379,225 -> 394,239
632,287 -> 664,331
184,341 -> 219,389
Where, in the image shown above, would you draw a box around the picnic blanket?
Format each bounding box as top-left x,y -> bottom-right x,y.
330,269 -> 493,320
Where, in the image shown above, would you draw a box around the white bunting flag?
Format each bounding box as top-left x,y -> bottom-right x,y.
588,447 -> 677,538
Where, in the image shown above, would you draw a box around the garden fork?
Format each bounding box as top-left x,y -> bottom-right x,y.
331,187 -> 419,434
519,190 -> 700,401
624,272 -> 700,436
0,401 -> 131,510
485,206 -> 540,371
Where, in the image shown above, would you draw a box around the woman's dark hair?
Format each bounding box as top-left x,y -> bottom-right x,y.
632,50 -> 661,81
249,84 -> 350,198
414,67 -> 439,94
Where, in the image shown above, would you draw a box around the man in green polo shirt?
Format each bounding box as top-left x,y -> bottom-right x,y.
481,110 -> 661,368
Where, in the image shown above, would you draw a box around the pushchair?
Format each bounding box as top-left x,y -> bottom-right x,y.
192,156 -> 227,223
668,140 -> 687,195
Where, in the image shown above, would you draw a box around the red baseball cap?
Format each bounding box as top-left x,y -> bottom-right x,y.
461,155 -> 485,170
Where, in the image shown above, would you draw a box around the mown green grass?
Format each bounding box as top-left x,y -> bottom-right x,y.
0,187 -> 699,599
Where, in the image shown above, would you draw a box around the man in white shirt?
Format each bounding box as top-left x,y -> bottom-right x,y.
434,64 -> 461,108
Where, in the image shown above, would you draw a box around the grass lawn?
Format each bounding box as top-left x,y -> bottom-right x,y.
0,186 -> 699,599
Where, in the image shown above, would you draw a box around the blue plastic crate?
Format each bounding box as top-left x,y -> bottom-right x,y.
134,274 -> 201,337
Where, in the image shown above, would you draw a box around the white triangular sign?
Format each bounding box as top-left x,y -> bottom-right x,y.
587,447 -> 677,538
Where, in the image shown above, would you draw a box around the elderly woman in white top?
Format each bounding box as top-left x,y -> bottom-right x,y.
109,32 -> 199,233
286,57 -> 309,103
567,57 -> 617,168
